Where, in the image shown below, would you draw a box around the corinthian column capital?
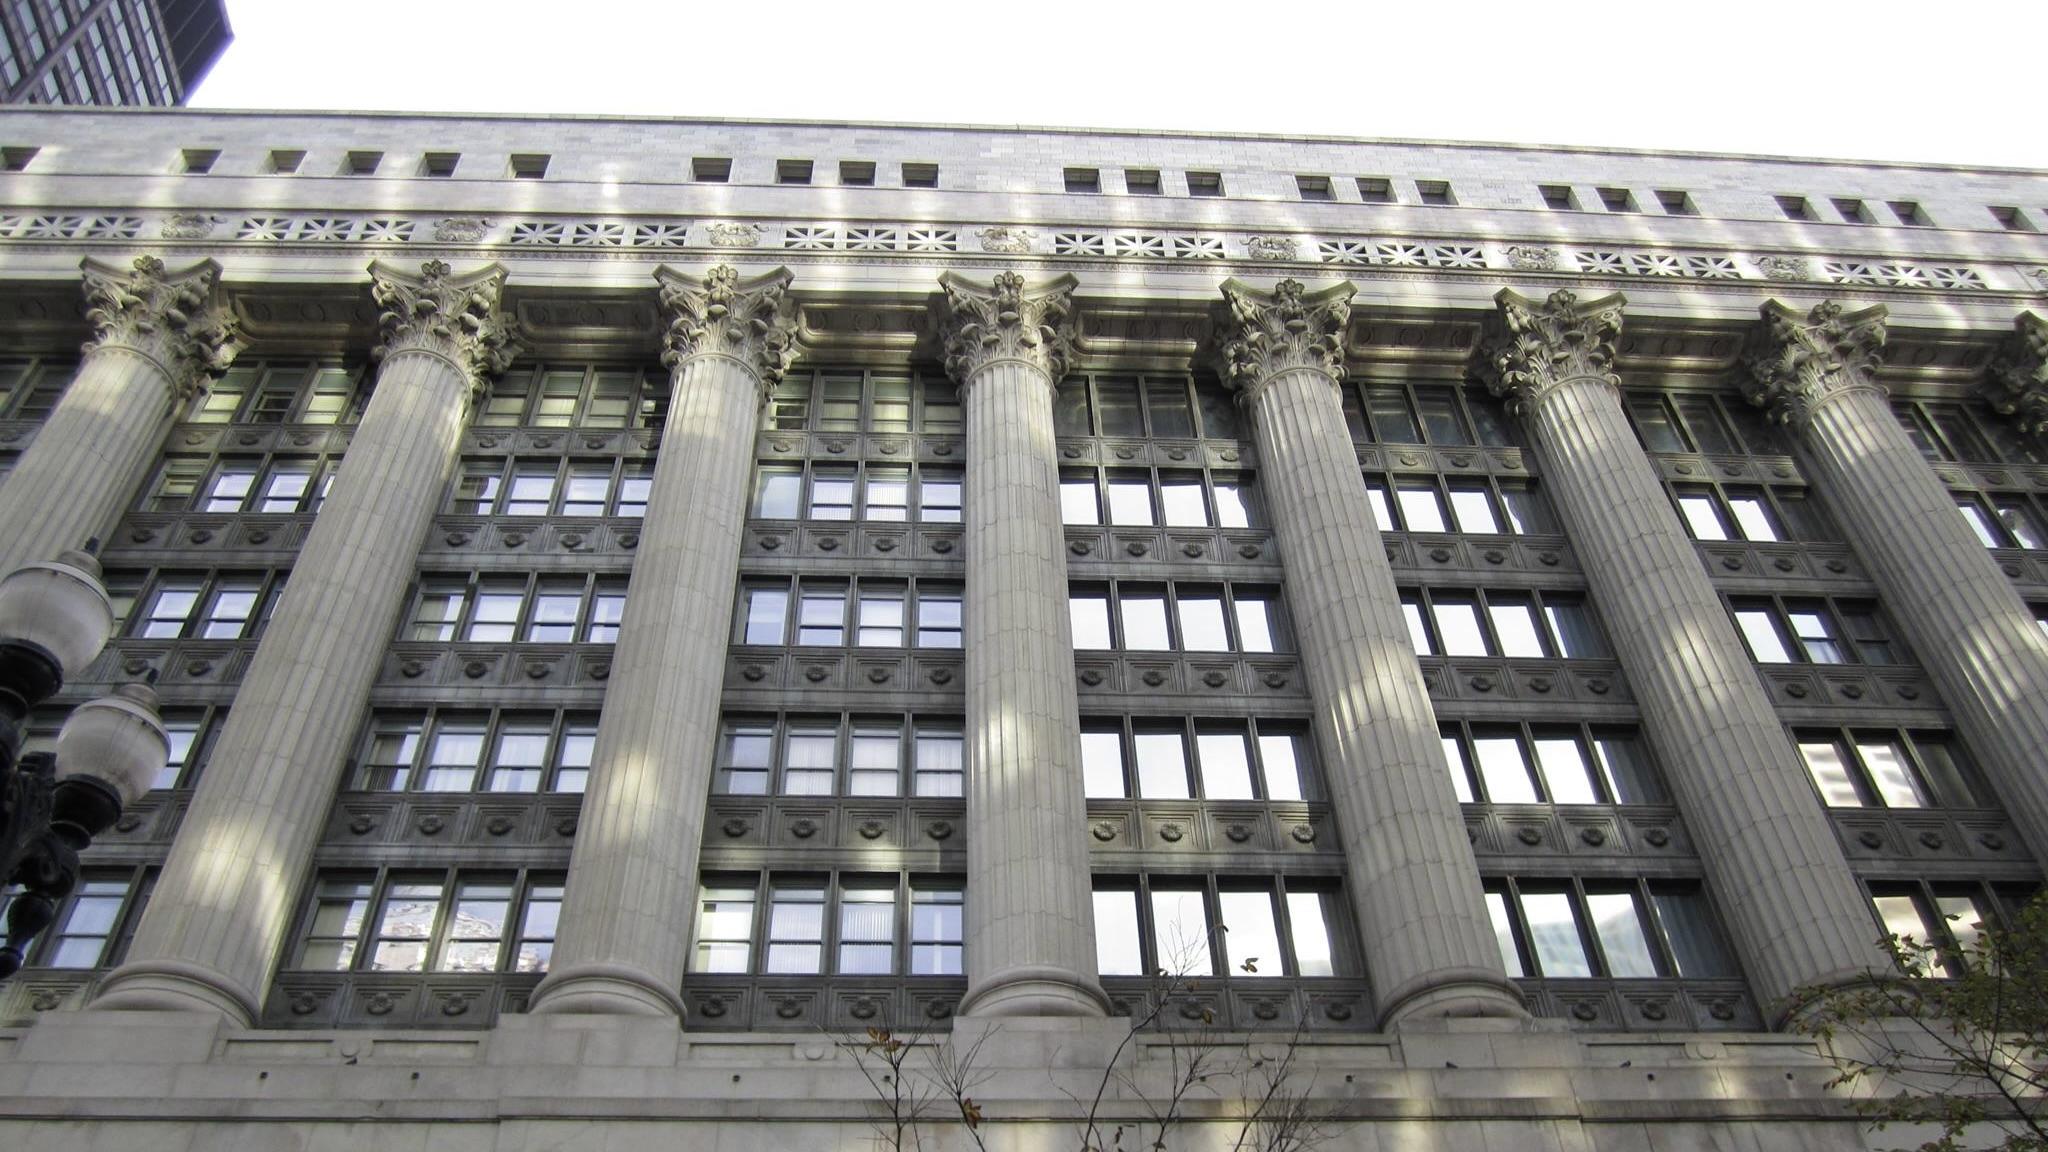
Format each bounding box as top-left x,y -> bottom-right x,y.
368,260 -> 522,395
80,255 -> 243,401
654,264 -> 799,392
1476,288 -> 1626,415
1212,277 -> 1354,401
937,270 -> 1077,384
1984,312 -> 2048,438
1741,299 -> 1888,429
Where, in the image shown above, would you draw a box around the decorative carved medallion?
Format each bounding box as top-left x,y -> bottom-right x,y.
1984,312 -> 2048,438
1503,245 -> 1559,272
1212,277 -> 1354,404
653,263 -> 800,389
81,254 -> 244,400
367,259 -> 523,397
1244,235 -> 1298,261
159,213 -> 220,240
1476,288 -> 1626,415
936,270 -> 1078,383
433,217 -> 492,243
1752,255 -> 1810,282
976,226 -> 1033,254
1740,299 -> 1888,429
706,222 -> 762,248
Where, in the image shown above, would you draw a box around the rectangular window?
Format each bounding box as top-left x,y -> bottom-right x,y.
1416,180 -> 1455,205
917,588 -> 962,648
1356,176 -> 1394,203
1538,184 -> 1576,210
782,726 -> 837,795
719,724 -> 772,794
776,158 -> 813,185
742,586 -> 789,645
1064,167 -> 1100,194
1186,170 -> 1223,197
1134,729 -> 1191,799
44,877 -> 137,968
766,885 -> 826,973
1655,189 -> 1697,216
300,876 -> 373,970
849,727 -> 901,796
693,884 -> 755,973
1082,728 -> 1126,799
839,161 -> 875,186
913,727 -> 963,797
796,584 -> 847,644
911,888 -> 964,975
1125,168 -> 1162,195
1295,174 -> 1332,201
837,885 -> 895,974
901,162 -> 939,188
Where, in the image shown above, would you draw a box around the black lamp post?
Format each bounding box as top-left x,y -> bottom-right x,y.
0,548 -> 167,978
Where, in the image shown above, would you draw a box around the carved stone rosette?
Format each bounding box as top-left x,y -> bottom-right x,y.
1212,277 -> 1354,401
1984,312 -> 2048,438
937,270 -> 1077,385
1476,288 -> 1626,415
367,260 -> 521,397
654,264 -> 799,392
1740,299 -> 1888,428
79,255 -> 243,401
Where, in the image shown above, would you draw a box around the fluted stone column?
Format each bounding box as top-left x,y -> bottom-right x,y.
530,265 -> 797,1018
1746,300 -> 2048,869
938,272 -> 1108,1018
1480,289 -> 1881,1013
92,261 -> 519,1023
0,256 -> 240,575
1216,279 -> 1523,1026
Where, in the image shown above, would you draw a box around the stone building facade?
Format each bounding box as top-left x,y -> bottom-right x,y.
0,106 -> 2043,1149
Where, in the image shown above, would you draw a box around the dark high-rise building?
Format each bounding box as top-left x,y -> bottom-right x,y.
0,0 -> 229,106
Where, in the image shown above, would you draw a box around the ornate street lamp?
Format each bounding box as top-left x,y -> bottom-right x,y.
0,548 -> 167,978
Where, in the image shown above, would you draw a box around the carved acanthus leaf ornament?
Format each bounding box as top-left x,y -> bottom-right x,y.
1477,288 -> 1626,415
1213,277 -> 1354,400
1984,312 -> 2048,438
654,264 -> 799,392
1740,299 -> 1888,428
937,270 -> 1078,382
368,259 -> 522,396
80,255 -> 243,401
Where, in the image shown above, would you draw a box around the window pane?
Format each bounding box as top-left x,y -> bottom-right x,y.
783,730 -> 836,795
488,726 -> 548,792
856,592 -> 905,647
1365,482 -> 1395,531
1520,891 -> 1591,978
1593,735 -> 1666,805
1069,594 -> 1111,649
1234,595 -> 1276,654
1122,593 -> 1171,650
1486,892 -> 1524,977
1146,381 -> 1195,438
1177,594 -> 1229,652
810,472 -> 855,520
1367,388 -> 1422,444
721,727 -> 772,794
913,730 -> 963,798
1651,890 -> 1739,978
1728,496 -> 1782,542
1489,601 -> 1546,658
1286,892 -> 1336,977
1218,890 -> 1282,977
1402,599 -> 1434,655
1629,399 -> 1687,453
1441,735 -> 1474,802
1081,729 -> 1126,799
1416,390 -> 1472,446
1957,501 -> 2003,548
1196,731 -> 1254,800
1433,598 -> 1487,657
694,887 -> 755,973
1160,478 -> 1208,527
1447,486 -> 1501,534
1473,735 -> 1538,803
1858,740 -> 1928,808
1395,484 -> 1447,533
1258,733 -> 1305,801
1799,742 -> 1863,807
1998,502 -> 2047,550
1678,494 -> 1729,541
1500,488 -> 1556,534
796,588 -> 845,644
1134,731 -> 1190,799
766,888 -> 826,974
1586,892 -> 1658,978
910,889 -> 964,975
1106,478 -> 1154,526
468,591 -> 522,642
1060,479 -> 1100,525
753,469 -> 801,518
919,475 -> 961,522
849,729 -> 901,796
1735,610 -> 1792,663
1788,611 -> 1846,664
1096,380 -> 1142,436
1213,481 -> 1251,528
1533,736 -> 1598,804
838,888 -> 896,974
1544,602 -> 1608,658
1151,888 -> 1212,976
1094,890 -> 1143,976
1871,895 -> 1946,976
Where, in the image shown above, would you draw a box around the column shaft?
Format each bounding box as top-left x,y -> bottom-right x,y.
0,348 -> 179,575
1795,386 -> 2048,860
1249,367 -> 1523,1023
91,347 -> 478,1021
956,356 -> 1105,1018
92,260 -> 513,1023
529,351 -> 761,1016
1518,374 -> 1882,1005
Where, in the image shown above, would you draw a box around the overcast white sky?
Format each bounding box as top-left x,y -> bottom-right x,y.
191,0 -> 2045,170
